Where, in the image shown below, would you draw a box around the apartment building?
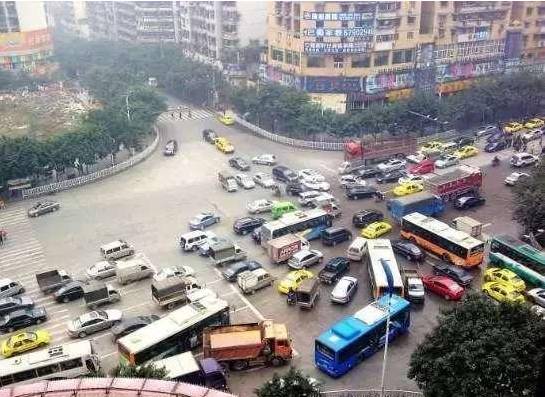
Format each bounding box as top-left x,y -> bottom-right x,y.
512,1 -> 545,60
47,1 -> 89,38
0,1 -> 53,72
266,1 -> 530,113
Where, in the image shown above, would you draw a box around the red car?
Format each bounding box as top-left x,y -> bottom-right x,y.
422,275 -> 464,301
409,159 -> 435,175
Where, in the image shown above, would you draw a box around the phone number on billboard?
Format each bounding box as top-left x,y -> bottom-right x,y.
304,42 -> 372,54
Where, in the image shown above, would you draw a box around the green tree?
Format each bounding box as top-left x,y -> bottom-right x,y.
408,293 -> 545,397
110,362 -> 168,379
512,162 -> 545,233
254,367 -> 321,397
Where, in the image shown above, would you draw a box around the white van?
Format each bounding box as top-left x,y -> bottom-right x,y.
115,254 -> 156,285
100,240 -> 134,260
237,269 -> 274,294
179,231 -> 213,252
346,237 -> 368,261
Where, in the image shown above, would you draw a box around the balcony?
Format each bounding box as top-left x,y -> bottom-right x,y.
374,41 -> 394,50
376,10 -> 400,20
454,3 -> 507,14
455,19 -> 492,28
375,26 -> 397,36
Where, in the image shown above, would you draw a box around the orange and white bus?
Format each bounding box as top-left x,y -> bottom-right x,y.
400,212 -> 484,268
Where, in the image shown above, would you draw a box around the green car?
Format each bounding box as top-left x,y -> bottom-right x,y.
271,201 -> 297,220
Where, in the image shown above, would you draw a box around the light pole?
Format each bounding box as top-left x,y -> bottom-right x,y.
125,92 -> 131,122
379,258 -> 394,397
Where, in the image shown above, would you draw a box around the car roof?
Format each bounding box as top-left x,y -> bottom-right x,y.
292,250 -> 312,259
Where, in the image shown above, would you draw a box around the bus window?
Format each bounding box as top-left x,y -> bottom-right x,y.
315,341 -> 335,360
60,358 -> 82,371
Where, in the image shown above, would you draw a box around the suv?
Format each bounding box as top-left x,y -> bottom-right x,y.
510,153 -> 539,167
228,157 -> 250,171
352,210 -> 384,228
321,227 -> 352,246
0,296 -> 34,316
318,257 -> 350,284
272,165 -> 298,183
433,262 -> 473,286
345,186 -> 377,200
286,181 -> 309,196
233,217 -> 266,235
376,170 -> 406,183
0,279 -> 25,300
288,249 -> 323,270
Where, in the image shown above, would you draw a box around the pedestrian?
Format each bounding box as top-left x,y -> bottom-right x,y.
179,111 -> 182,119
0,199 -> 4,210
188,109 -> 192,118
171,112 -> 175,118
0,232 -> 4,246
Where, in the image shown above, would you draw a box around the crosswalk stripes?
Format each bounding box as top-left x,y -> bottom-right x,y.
157,108 -> 215,123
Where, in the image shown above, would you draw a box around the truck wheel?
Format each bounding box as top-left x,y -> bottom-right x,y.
271,357 -> 284,367
167,302 -> 176,310
63,297 -> 70,303
231,360 -> 249,371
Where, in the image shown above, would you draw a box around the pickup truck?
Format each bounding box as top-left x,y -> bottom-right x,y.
36,270 -> 72,294
209,239 -> 247,266
402,268 -> 424,303
83,283 -> 121,309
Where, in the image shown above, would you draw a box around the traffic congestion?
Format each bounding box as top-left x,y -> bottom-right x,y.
1,110 -> 545,393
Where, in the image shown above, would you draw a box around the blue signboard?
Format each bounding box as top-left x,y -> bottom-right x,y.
304,27 -> 374,37
304,76 -> 363,93
303,11 -> 375,21
304,42 -> 372,54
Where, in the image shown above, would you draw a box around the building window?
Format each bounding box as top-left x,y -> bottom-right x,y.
527,7 -> 533,16
438,28 -> 445,38
293,53 -> 300,66
410,1 -> 416,9
539,7 -> 545,16
407,31 -> 414,39
307,56 -> 325,67
271,46 -> 284,62
286,50 -> 293,64
316,37 -> 324,42
392,49 -> 414,64
352,54 -> 370,68
408,16 -> 416,24
333,55 -> 344,68
373,51 -> 390,67
341,4 -> 349,12
316,20 -> 324,28
440,1 -> 448,7
342,21 -> 348,28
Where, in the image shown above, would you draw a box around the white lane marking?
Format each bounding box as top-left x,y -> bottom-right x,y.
123,301 -> 153,312
213,268 -> 264,321
232,305 -> 250,313
219,291 -> 237,298
205,278 -> 224,286
101,351 -> 118,359
483,223 -> 492,228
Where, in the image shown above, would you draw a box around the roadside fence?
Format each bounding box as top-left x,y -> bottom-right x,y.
21,127 -> 159,200
321,389 -> 423,397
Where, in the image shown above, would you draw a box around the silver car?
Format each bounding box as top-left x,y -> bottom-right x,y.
330,276 -> 358,304
235,174 -> 255,189
252,154 -> 276,165
153,265 -> 195,282
528,288 -> 545,307
67,309 -> 123,338
247,199 -> 274,214
86,261 -> 117,279
253,173 -> 276,188
287,249 -> 323,270
435,154 -> 459,169
27,201 -> 60,217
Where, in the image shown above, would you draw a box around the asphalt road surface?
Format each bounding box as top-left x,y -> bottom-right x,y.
0,100 -> 526,395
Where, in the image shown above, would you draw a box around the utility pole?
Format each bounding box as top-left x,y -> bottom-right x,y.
125,92 -> 131,122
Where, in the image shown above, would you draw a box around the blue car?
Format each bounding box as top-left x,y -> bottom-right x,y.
189,212 -> 220,230
484,140 -> 507,153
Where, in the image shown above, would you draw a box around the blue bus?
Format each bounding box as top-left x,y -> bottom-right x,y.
314,294 -> 411,378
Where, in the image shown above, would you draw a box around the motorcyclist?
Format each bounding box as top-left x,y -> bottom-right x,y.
492,155 -> 500,166
287,289 -> 296,305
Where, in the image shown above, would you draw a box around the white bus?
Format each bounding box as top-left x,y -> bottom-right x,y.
364,239 -> 404,299
0,340 -> 99,387
117,296 -> 230,366
260,208 -> 333,246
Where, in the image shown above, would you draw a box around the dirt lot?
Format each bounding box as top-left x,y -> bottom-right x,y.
0,82 -> 96,139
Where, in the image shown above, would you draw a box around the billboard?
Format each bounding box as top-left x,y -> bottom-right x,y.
304,41 -> 372,54
0,28 -> 52,54
303,76 -> 363,93
365,69 -> 415,94
436,59 -> 503,81
304,27 -> 374,37
303,12 -> 375,21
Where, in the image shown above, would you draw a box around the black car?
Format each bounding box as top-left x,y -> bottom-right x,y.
318,257 -> 350,284
111,315 -> 160,340
433,262 -> 474,286
54,281 -> 86,303
272,165 -> 298,183
251,227 -> 262,244
392,240 -> 424,261
352,209 -> 384,228
233,217 -> 266,235
484,140 -> 507,153
376,170 -> 406,183
0,296 -> 34,316
202,129 -> 218,143
228,157 -> 250,171
454,195 -> 486,210
455,136 -> 475,148
355,167 -> 379,179
286,182 -> 309,196
487,131 -> 506,143
345,186 -> 378,200
222,260 -> 263,282
0,307 -> 47,333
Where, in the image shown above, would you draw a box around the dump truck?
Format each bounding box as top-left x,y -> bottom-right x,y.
387,191 -> 445,223
203,320 -> 293,371
423,165 -> 482,201
209,239 -> 247,266
267,234 -> 308,264
83,283 -> 121,309
402,268 -> 425,304
36,270 -> 72,294
218,171 -> 238,192
340,136 -> 418,171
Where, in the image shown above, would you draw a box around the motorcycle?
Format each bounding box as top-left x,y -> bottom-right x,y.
492,156 -> 500,167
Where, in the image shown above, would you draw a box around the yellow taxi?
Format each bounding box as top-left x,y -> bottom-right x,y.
214,137 -> 234,153
482,281 -> 525,304
453,145 -> 479,159
218,114 -> 235,126
503,121 -> 523,133
420,141 -> 444,155
361,221 -> 392,239
524,118 -> 544,129
393,182 -> 424,197
1,330 -> 51,358
277,270 -> 314,294
484,267 -> 526,292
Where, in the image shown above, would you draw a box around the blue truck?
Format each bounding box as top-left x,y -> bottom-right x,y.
387,192 -> 445,223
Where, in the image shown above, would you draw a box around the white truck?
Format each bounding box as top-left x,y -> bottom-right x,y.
115,254 -> 156,285
402,268 -> 425,304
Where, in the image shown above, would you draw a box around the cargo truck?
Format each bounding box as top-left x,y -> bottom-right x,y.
209,239 -> 247,266
340,136 -> 418,171
36,270 -> 72,294
83,283 -> 121,309
423,165 -> 482,201
151,276 -> 201,309
218,171 -> 238,192
267,234 -> 309,264
203,320 -> 293,371
387,191 -> 445,223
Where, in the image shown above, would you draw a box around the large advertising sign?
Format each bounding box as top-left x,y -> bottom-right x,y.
304,27 -> 374,37
303,12 -> 374,21
436,59 -> 503,81
504,29 -> 523,60
303,76 -> 363,93
304,41 -> 372,54
0,28 -> 52,54
365,69 -> 416,94
265,65 -> 302,89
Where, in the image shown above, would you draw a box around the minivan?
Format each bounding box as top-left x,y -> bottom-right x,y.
272,165 -> 298,183
115,254 -> 155,285
100,240 -> 134,260
346,237 -> 368,261
0,279 -> 25,300
271,201 -> 297,219
179,231 -> 211,251
321,227 -> 352,246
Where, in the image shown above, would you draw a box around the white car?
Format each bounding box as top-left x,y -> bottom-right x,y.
235,173 -> 255,189
510,153 -> 539,167
298,190 -> 322,206
247,199 -> 274,214
153,265 -> 195,282
406,153 -> 426,164
339,174 -> 367,188
287,249 -> 323,270
398,174 -> 425,185
302,179 -> 330,192
252,154 -> 276,166
522,128 -> 543,142
253,172 -> 276,188
86,261 -> 117,280
330,276 -> 358,304
475,125 -> 498,137
67,309 -> 123,338
377,159 -> 406,173
299,169 -> 325,182
504,172 -> 529,186
435,154 -> 459,169
527,288 -> 545,307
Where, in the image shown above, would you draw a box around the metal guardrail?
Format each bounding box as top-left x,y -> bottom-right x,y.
21,127 -> 159,200
321,390 -> 423,397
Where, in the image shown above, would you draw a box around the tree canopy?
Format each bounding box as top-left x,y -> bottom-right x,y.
512,161 -> 545,233
254,367 -> 321,397
408,293 -> 545,397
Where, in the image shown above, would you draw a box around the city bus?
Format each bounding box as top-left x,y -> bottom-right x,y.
489,234 -> 545,274
364,239 -> 404,299
117,297 -> 230,366
260,208 -> 333,246
0,340 -> 99,387
489,251 -> 545,289
314,294 -> 411,378
400,212 -> 485,267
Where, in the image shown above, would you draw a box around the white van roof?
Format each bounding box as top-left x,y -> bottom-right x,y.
100,239 -> 129,251
349,237 -> 368,249
180,230 -> 207,240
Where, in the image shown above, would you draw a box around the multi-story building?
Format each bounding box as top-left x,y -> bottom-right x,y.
0,1 -> 53,72
512,1 -> 545,60
266,1 -> 530,113
47,1 -> 89,38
